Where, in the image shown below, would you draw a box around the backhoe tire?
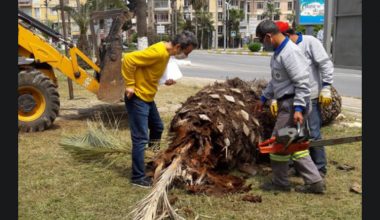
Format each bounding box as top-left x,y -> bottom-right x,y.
18,69 -> 60,132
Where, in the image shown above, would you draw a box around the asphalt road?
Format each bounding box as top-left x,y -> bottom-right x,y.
179,50 -> 362,98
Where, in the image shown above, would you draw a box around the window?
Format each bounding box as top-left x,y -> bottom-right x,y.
274,2 -> 280,9
218,12 -> 223,21
257,2 -> 264,9
155,12 -> 169,22
274,14 -> 280,20
34,8 -> 40,18
257,15 -> 264,20
288,1 -> 293,11
154,0 -> 169,8
218,0 -> 222,7
247,2 -> 250,12
218,26 -> 223,34
20,8 -> 32,16
49,8 -> 57,16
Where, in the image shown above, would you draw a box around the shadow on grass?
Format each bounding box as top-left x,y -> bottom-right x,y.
59,104 -> 130,130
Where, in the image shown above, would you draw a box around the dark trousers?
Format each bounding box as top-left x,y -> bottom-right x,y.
125,95 -> 164,181
307,98 -> 327,174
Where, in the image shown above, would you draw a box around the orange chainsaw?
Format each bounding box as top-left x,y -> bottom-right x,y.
258,122 -> 362,154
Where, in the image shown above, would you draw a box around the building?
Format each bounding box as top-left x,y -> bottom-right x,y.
174,0 -> 295,47
18,0 -> 87,41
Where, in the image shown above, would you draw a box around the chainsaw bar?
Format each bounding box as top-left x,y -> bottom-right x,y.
258,135 -> 362,154
309,135 -> 362,147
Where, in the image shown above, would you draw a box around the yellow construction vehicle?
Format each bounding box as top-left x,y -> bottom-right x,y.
18,9 -> 129,132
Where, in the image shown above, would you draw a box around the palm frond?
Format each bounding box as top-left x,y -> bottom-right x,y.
60,119 -> 129,161
129,143 -> 192,220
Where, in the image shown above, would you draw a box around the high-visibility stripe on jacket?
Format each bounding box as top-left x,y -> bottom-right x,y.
270,154 -> 291,162
270,150 -> 310,162
291,150 -> 310,160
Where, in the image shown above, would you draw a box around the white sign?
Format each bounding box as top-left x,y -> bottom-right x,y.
231,31 -> 236,37
157,25 -> 165,34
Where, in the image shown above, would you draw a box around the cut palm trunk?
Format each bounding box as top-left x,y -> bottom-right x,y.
131,78 -> 272,219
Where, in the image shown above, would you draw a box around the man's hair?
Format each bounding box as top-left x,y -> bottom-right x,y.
171,31 -> 198,49
256,20 -> 280,38
285,28 -> 297,35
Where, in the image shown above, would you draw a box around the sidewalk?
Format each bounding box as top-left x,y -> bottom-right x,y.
179,77 -> 362,115
206,49 -> 273,57
341,96 -> 362,114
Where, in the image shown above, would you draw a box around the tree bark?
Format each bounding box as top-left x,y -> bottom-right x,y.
147,0 -> 155,44
136,0 -> 148,49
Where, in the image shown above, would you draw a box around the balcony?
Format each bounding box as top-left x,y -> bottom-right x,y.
155,12 -> 170,24
154,0 -> 170,10
18,0 -> 32,7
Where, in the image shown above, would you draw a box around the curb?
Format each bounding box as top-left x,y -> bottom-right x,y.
207,50 -> 273,57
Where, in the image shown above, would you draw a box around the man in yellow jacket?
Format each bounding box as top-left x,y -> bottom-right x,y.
122,31 -> 198,188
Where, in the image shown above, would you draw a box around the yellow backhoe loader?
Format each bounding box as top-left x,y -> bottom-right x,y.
18,9 -> 129,132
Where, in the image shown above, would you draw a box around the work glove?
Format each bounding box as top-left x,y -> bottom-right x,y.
319,85 -> 332,107
270,99 -> 278,117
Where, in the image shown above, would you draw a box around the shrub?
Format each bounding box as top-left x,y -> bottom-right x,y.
248,42 -> 261,52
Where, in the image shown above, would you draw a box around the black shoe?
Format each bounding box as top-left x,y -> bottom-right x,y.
260,180 -> 291,192
132,177 -> 153,188
295,181 -> 325,194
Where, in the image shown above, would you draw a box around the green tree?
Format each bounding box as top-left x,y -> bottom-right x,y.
196,11 -> 215,49
262,0 -> 281,21
53,0 -> 128,57
227,9 -> 244,48
53,3 -> 92,56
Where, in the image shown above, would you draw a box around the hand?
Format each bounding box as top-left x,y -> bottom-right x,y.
294,112 -> 304,124
319,85 -> 332,107
253,101 -> 264,114
125,87 -> 135,99
164,79 -> 176,86
270,99 -> 278,117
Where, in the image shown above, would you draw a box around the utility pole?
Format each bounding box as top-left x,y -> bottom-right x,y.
226,2 -> 229,48
214,0 -> 218,49
323,0 -> 333,57
44,0 -> 50,24
245,0 -> 248,40
59,0 -> 74,100
223,0 -> 226,50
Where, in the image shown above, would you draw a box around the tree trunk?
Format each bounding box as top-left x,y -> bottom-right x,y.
136,0 -> 148,49
200,10 -> 204,49
147,0 -> 155,44
75,0 -> 80,11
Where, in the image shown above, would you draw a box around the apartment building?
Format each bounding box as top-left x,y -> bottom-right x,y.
174,0 -> 295,46
18,0 -> 86,39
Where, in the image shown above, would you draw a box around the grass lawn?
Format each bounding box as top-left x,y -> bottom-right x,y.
19,75 -> 362,220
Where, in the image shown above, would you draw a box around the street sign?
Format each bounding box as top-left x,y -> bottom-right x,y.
231,31 -> 236,37
298,0 -> 325,25
157,25 -> 165,34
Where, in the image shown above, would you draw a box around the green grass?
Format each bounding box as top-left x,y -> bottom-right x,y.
19,77 -> 362,219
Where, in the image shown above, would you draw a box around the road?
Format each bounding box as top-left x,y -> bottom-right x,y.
179,50 -> 362,98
